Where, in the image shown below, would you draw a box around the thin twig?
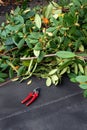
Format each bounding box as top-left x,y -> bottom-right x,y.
20,54 -> 56,60
3,44 -> 28,55
79,56 -> 87,61
20,53 -> 87,61
0,79 -> 12,87
0,76 -> 19,87
3,46 -> 18,55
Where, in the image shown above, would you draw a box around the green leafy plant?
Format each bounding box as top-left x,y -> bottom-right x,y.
0,0 -> 87,96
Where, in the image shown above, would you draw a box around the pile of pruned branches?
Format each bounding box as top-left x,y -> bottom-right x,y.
0,0 -> 87,96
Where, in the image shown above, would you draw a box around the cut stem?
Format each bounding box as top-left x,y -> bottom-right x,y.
20,53 -> 87,61
20,54 -> 56,60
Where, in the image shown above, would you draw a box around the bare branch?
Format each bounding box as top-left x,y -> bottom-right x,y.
20,53 -> 87,61
20,54 -> 56,60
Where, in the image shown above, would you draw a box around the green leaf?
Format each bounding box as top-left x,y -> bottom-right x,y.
0,78 -> 5,82
25,38 -> 33,48
45,3 -> 53,18
73,0 -> 81,6
23,10 -> 35,19
83,90 -> 87,98
79,45 -> 84,52
49,69 -> 58,75
46,77 -> 52,87
70,77 -> 77,83
53,9 -> 62,19
76,76 -> 87,83
17,39 -> 25,49
29,39 -> 38,44
37,51 -> 45,62
17,66 -> 25,76
1,63 -> 8,71
18,32 -> 24,37
14,6 -> 20,14
5,37 -> 14,46
46,27 -> 56,32
28,32 -> 41,39
9,67 -> 14,78
85,66 -> 87,76
51,75 -> 59,84
78,64 -> 84,74
34,42 -> 42,50
14,15 -> 24,24
0,72 -> 8,78
79,83 -> 87,90
50,41 -> 57,49
35,14 -> 41,29
22,61 -> 30,67
34,50 -> 40,57
60,67 -> 68,75
2,30 -> 6,37
11,24 -> 22,31
68,73 -> 77,79
51,75 -> 58,81
23,9 -> 30,14
56,51 -> 76,58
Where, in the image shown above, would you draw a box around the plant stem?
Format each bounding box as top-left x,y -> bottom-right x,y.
20,54 -> 56,60
20,53 -> 87,61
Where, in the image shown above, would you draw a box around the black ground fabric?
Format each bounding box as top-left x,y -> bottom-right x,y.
0,76 -> 87,130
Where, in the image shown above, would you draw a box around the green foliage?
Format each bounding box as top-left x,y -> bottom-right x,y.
56,51 -> 76,58
58,0 -> 71,6
0,0 -> 87,97
35,14 -> 42,29
0,55 -> 9,82
75,75 -> 87,90
83,90 -> 87,98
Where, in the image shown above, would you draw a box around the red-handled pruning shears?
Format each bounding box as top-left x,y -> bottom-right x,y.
21,88 -> 40,106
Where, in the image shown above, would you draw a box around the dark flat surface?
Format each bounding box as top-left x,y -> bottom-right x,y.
0,76 -> 87,130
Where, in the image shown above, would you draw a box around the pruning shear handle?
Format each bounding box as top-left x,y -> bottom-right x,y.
21,88 -> 40,106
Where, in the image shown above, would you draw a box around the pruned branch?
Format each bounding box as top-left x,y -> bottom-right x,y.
20,53 -> 87,61
20,54 -> 56,60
